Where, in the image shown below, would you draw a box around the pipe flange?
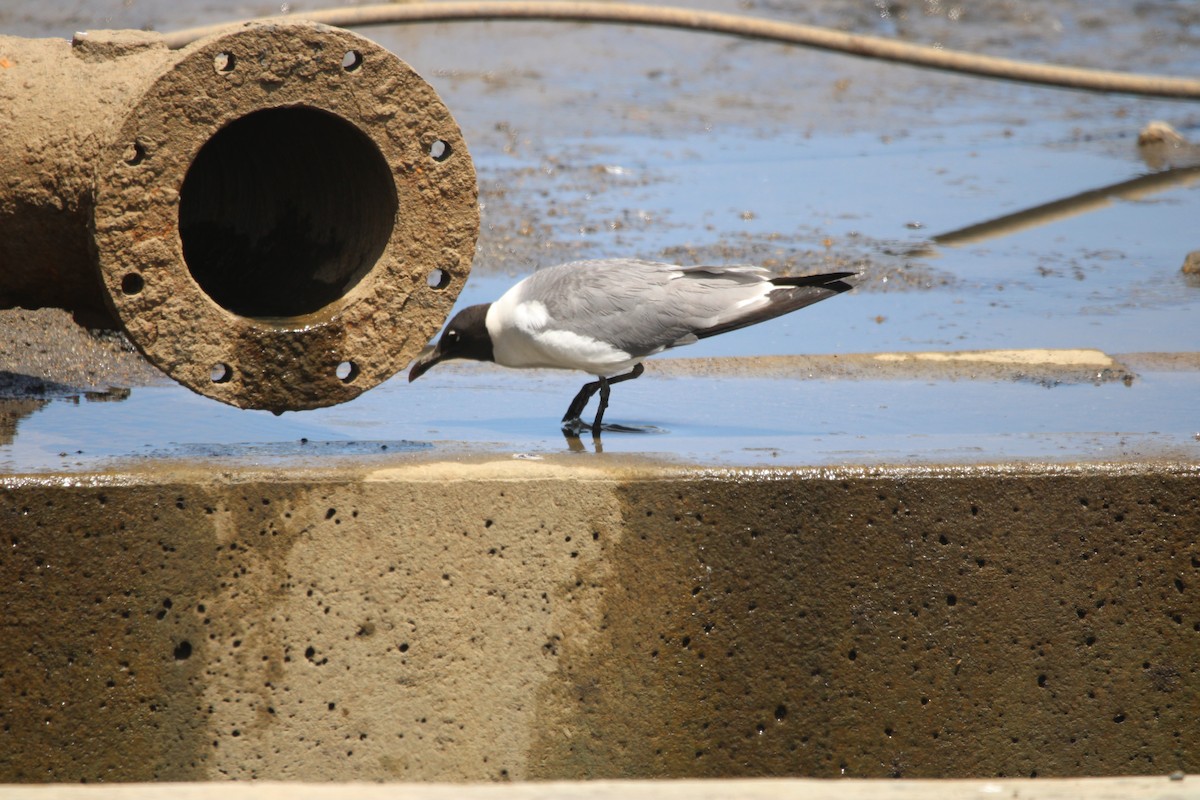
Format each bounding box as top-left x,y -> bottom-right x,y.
93,21 -> 478,412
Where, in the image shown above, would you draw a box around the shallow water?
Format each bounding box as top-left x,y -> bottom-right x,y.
3,362 -> 1197,472
2,0 -> 1199,472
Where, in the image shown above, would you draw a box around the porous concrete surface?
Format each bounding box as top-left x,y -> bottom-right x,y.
2,459 -> 1196,782
0,776 -> 1197,799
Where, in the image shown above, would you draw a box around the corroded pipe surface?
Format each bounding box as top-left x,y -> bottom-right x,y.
0,24 -> 479,411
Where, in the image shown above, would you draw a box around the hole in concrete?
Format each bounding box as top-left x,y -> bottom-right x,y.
121,273 -> 145,295
174,640 -> 192,660
335,361 -> 359,383
342,50 -> 363,71
179,107 -> 397,319
124,142 -> 146,166
429,139 -> 451,162
210,363 -> 232,384
213,51 -> 236,73
427,268 -> 451,290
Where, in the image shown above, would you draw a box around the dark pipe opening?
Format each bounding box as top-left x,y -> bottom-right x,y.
178,107 -> 397,319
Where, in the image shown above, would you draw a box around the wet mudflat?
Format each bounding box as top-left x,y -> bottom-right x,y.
2,0 -> 1198,471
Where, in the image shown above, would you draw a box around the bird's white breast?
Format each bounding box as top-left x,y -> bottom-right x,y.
485,291 -> 643,376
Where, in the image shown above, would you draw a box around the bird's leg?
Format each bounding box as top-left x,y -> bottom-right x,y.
590,363 -> 645,437
561,364 -> 646,434
591,376 -> 612,438
605,363 -> 645,387
562,379 -> 603,426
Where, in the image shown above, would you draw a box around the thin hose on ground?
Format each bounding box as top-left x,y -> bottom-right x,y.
162,1 -> 1200,99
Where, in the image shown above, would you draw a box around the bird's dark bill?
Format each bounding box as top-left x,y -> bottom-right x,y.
407,348 -> 443,382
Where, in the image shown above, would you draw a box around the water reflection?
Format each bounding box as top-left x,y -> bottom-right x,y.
561,419 -> 668,447
929,165 -> 1200,250
563,433 -> 594,453
0,377 -> 131,447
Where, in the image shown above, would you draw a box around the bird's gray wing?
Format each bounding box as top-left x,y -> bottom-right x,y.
519,260 -> 777,357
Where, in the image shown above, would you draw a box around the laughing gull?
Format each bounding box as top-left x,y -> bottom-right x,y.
408,259 -> 855,436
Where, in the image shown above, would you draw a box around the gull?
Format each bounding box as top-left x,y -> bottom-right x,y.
408,259 -> 855,436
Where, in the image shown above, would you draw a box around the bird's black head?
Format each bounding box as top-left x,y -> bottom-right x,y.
408,303 -> 495,382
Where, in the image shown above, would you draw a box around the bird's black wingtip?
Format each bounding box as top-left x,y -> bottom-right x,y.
772,270 -> 859,293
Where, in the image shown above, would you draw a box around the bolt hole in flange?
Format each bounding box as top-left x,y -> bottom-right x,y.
124,141 -> 146,166
213,51 -> 236,74
342,50 -> 363,72
210,363 -> 233,383
335,361 -> 359,383
121,273 -> 145,295
178,107 -> 397,320
429,139 -> 452,162
426,269 -> 451,290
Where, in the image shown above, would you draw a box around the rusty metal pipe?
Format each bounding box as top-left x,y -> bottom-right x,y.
0,23 -> 479,412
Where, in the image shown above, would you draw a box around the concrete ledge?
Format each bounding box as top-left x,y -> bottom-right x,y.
654,349 -> 1135,385
417,348 -> 1143,384
2,459 -> 1198,781
0,776 -> 1195,799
